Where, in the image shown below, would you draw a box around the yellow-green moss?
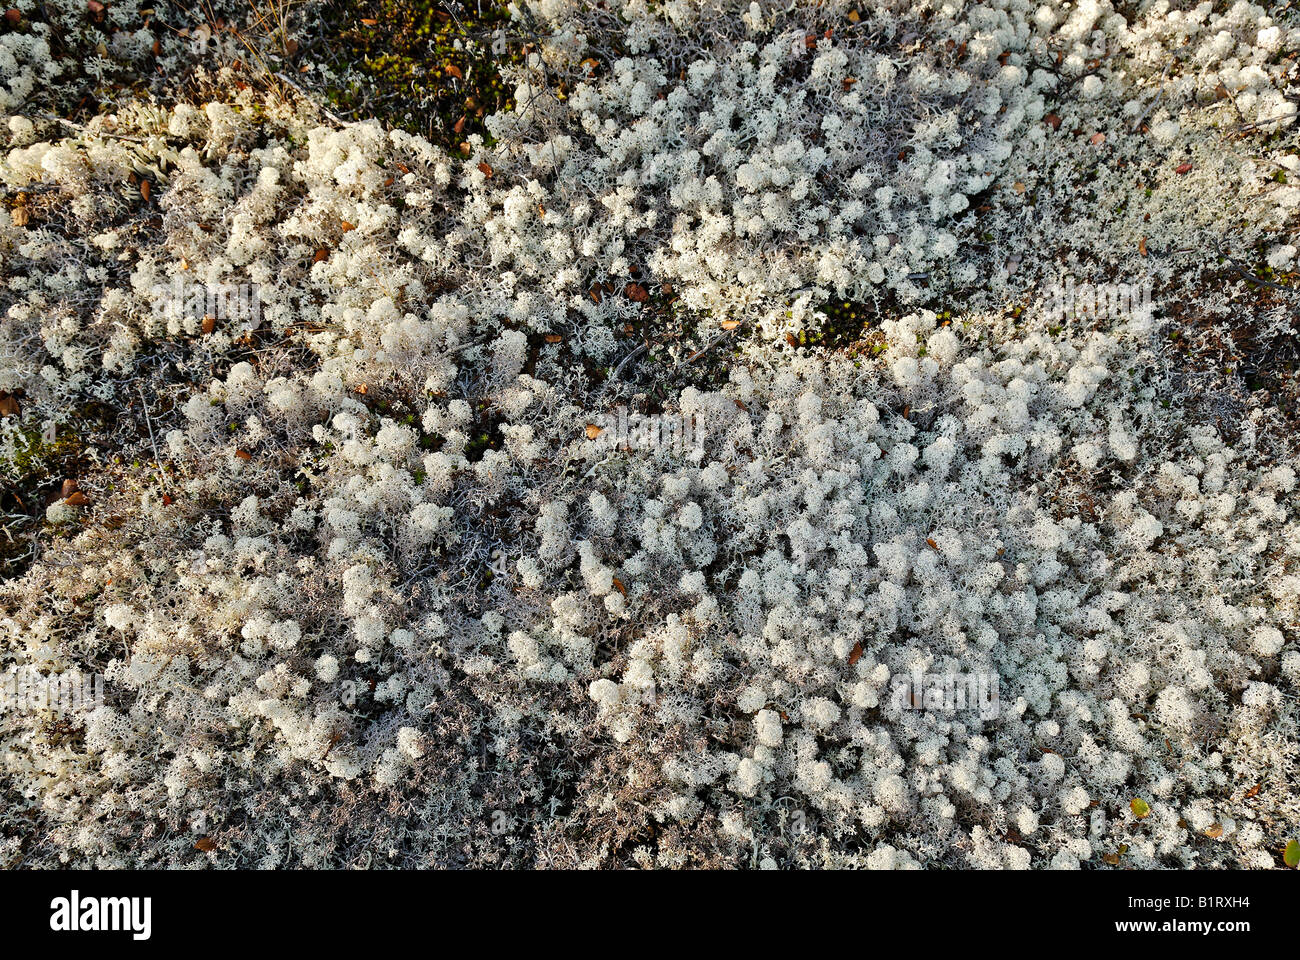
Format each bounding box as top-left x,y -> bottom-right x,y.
321,0 -> 523,147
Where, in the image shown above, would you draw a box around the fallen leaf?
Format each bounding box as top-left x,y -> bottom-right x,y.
65,491 -> 90,507
1175,162 -> 1193,175
1205,824 -> 1224,839
477,162 -> 494,179
611,576 -> 627,596
785,333 -> 799,348
285,38 -> 298,56
313,247 -> 329,262
453,116 -> 466,135
0,392 -> 21,417
445,64 -> 464,80
926,537 -> 939,550
1013,181 -> 1026,193
1044,113 -> 1062,130
360,17 -> 377,25
194,837 -> 217,852
544,333 -> 562,343
1139,236 -> 1147,257
11,206 -> 29,227
848,641 -> 863,666
585,424 -> 603,439
1243,782 -> 1262,800
1102,852 -> 1120,865
202,314 -> 216,335
162,493 -> 173,506
1285,839 -> 1300,868
1090,132 -> 1106,145
60,479 -> 79,499
626,283 -> 649,303
234,449 -> 252,461
340,221 -> 355,232
847,9 -> 859,22
152,38 -> 161,55
1131,797 -> 1151,819
139,179 -> 150,202
720,320 -> 741,330
4,9 -> 20,26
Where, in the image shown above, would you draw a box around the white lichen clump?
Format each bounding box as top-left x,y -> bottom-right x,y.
0,0 -> 1297,869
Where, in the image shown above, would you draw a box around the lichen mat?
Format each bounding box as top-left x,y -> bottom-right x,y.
1,0 -> 1298,869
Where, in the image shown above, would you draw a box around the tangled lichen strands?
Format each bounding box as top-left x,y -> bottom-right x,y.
0,0 -> 1298,868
